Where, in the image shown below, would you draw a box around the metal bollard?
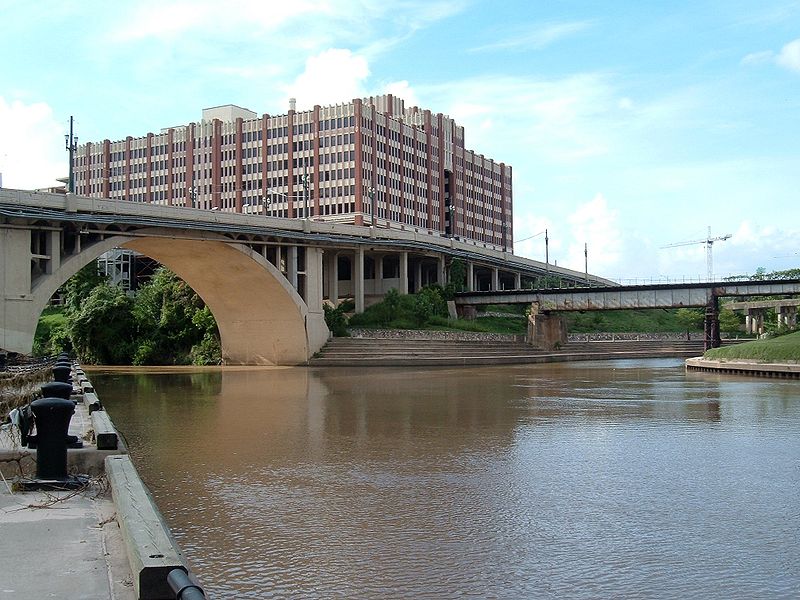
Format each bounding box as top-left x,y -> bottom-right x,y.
52,364 -> 72,384
167,569 -> 206,600
30,396 -> 75,480
41,381 -> 74,401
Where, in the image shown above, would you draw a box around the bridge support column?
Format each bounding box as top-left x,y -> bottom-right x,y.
466,262 -> 474,292
326,251 -> 339,306
354,247 -> 365,314
0,228 -> 37,353
704,296 -> 721,350
46,230 -> 61,274
525,303 -> 566,350
375,254 -> 384,295
514,272 -> 521,290
437,255 -> 446,286
287,246 -> 298,289
399,252 -> 409,295
415,262 -> 423,292
305,247 -> 324,314
491,268 -> 499,291
745,312 -> 753,335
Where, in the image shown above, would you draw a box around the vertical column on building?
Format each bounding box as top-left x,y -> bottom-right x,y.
326,251 -> 339,306
261,114 -> 270,214
124,137 -> 132,201
286,246 -> 298,289
166,128 -> 174,205
313,105 -> 321,219
370,105 -> 379,225
84,143 -> 92,196
353,99 -> 364,226
287,105 -> 295,218
186,125 -> 195,208
102,140 -> 111,198
146,132 -> 153,203
235,117 -> 243,212
424,109 -> 434,229
211,119 -> 222,210
399,252 -> 409,295
437,113 -> 446,234
354,247 -> 365,314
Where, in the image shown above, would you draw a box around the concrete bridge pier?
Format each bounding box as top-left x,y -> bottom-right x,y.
525,303 -> 567,350
704,297 -> 721,350
777,306 -> 797,329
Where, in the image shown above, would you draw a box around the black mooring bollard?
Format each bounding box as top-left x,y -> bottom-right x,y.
52,364 -> 72,384
41,381 -> 74,401
30,396 -> 75,480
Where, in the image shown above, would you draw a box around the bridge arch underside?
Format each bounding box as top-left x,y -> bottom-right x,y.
121,237 -> 311,365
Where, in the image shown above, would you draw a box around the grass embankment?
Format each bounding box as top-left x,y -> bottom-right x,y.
703,331 -> 800,363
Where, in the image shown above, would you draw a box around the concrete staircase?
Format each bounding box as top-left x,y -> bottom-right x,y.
308,336 -> 714,367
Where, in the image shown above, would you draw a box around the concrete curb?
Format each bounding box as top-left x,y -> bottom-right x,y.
106,454 -> 190,600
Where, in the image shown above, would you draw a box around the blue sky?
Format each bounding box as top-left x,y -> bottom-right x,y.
1,0 -> 798,281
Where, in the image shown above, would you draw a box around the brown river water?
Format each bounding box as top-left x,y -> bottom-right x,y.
89,359 -> 800,599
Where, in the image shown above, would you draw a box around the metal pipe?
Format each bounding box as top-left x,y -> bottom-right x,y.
167,569 -> 206,600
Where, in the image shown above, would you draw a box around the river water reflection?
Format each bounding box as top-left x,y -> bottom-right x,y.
90,359 -> 800,599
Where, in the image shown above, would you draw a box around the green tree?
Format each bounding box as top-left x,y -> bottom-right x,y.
131,267 -> 220,365
675,308 -> 704,333
62,261 -> 108,313
68,283 -> 135,364
446,259 -> 467,296
719,308 -> 743,335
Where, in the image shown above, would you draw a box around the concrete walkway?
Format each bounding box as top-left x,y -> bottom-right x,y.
0,482 -> 135,600
0,382 -> 135,599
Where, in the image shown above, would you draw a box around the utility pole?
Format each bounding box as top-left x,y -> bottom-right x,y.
545,229 -> 549,275
584,242 -> 588,282
64,116 -> 78,193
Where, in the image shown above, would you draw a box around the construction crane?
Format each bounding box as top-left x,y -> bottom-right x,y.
662,226 -> 732,281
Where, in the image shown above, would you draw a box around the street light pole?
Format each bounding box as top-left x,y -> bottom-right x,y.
64,116 -> 78,193
368,186 -> 376,226
302,161 -> 310,219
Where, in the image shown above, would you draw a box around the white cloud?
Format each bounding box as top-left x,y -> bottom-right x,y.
565,194 -> 621,273
741,50 -> 775,66
383,80 -> 420,108
284,49 -> 370,110
0,97 -> 65,189
469,20 -> 593,53
776,38 -> 800,72
741,38 -> 800,73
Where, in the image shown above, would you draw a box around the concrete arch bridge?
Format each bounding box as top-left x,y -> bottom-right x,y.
0,189 -> 608,365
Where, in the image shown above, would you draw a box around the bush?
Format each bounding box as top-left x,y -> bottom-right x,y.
324,303 -> 350,337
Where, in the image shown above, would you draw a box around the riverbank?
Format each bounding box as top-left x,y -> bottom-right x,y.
0,363 -> 201,599
685,357 -> 800,378
685,331 -> 800,379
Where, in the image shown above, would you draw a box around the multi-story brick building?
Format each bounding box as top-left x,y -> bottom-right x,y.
73,94 -> 513,251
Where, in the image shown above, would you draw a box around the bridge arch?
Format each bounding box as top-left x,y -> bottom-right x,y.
25,230 -> 326,365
